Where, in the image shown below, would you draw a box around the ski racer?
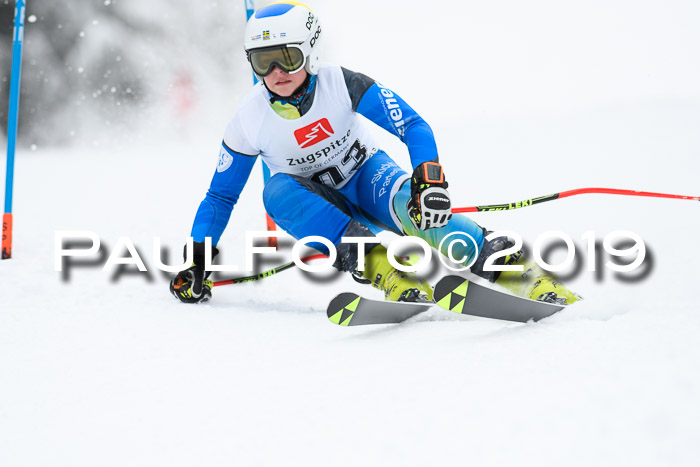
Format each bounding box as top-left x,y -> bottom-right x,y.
170,1 -> 580,306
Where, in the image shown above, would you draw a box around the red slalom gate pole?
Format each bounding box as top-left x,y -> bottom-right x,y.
265,213 -> 277,249
451,187 -> 700,213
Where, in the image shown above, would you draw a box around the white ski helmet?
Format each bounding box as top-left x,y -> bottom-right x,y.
244,2 -> 322,76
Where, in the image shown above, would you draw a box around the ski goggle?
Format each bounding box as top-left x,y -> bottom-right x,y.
247,44 -> 306,77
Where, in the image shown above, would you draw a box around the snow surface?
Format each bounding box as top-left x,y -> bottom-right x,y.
2,1 -> 700,466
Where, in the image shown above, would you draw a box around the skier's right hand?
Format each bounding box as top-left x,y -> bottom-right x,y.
169,242 -> 218,304
408,161 -> 452,230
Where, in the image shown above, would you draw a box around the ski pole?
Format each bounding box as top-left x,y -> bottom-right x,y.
212,186 -> 697,286
451,187 -> 700,213
211,253 -> 417,287
211,254 -> 327,287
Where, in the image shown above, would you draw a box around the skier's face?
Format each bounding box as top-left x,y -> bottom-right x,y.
263,66 -> 308,97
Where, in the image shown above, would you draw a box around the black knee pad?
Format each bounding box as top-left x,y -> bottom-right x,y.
470,229 -> 522,282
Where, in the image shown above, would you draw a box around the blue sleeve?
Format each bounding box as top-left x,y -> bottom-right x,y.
190,143 -> 258,245
356,83 -> 439,168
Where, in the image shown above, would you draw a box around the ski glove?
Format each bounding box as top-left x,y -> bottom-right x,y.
170,242 -> 219,304
408,161 -> 452,230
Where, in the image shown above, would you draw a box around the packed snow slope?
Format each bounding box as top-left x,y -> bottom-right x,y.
2,1 -> 700,466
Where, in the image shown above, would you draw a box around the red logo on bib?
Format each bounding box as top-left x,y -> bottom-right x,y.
294,118 -> 334,148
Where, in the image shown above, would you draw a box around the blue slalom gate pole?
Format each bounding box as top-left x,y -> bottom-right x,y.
244,0 -> 277,247
3,0 -> 26,260
244,1 -> 260,82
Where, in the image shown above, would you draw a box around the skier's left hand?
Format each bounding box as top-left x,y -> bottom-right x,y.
408,161 -> 452,230
169,242 -> 218,303
170,265 -> 212,303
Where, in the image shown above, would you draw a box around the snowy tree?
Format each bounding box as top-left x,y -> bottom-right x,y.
1,0 -> 247,147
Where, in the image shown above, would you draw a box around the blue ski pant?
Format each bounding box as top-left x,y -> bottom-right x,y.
262,151 -> 485,270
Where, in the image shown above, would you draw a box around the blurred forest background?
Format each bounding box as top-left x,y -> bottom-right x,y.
2,0 -> 699,151
0,0 -> 250,147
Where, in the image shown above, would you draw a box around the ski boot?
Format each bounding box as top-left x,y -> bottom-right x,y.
495,258 -> 582,305
352,244 -> 433,303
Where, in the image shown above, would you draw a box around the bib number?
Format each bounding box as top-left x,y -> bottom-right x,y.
310,139 -> 369,187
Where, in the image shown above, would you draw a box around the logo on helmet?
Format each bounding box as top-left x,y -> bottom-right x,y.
310,25 -> 321,48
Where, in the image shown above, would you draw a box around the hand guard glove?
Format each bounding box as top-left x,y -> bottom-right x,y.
408,161 -> 452,230
169,242 -> 219,304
